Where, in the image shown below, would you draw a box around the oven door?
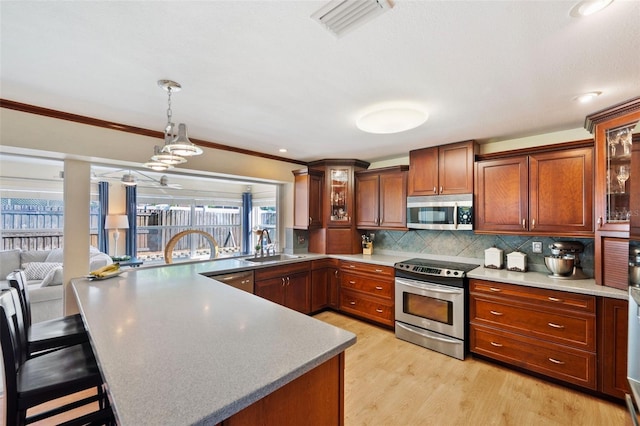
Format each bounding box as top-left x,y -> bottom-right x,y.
395,277 -> 464,340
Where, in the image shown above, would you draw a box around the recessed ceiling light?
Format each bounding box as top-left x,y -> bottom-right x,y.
356,105 -> 429,134
570,0 -> 613,17
279,148 -> 288,153
574,91 -> 602,103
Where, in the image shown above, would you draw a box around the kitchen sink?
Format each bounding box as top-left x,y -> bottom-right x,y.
244,254 -> 302,263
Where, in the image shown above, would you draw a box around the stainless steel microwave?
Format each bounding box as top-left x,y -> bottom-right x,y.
406,194 -> 473,230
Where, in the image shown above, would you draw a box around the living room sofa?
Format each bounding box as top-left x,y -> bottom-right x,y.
0,247 -> 112,323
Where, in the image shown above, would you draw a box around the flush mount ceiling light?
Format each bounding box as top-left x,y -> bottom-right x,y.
574,91 -> 603,103
312,0 -> 394,38
570,0 -> 613,17
356,104 -> 428,134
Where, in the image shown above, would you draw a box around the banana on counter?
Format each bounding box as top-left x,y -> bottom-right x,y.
89,263 -> 121,278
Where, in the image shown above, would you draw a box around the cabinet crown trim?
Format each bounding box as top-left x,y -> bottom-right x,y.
584,96 -> 640,133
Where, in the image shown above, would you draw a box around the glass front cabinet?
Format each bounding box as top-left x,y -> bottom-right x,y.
586,97 -> 640,287
329,169 -> 350,225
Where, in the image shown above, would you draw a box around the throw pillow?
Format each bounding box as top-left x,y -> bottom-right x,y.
40,266 -> 64,287
23,262 -> 63,281
45,248 -> 64,263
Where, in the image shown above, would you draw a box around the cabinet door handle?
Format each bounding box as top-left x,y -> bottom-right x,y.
531,218 -> 536,229
433,186 -> 437,194
547,322 -> 564,329
309,216 -> 312,225
490,310 -> 504,316
522,218 -> 526,229
281,277 -> 285,286
489,287 -> 502,292
376,308 -> 384,313
548,357 -> 565,365
597,216 -> 603,227
375,286 -> 383,290
439,186 -> 443,193
490,341 -> 503,347
286,276 -> 290,286
334,270 -> 339,278
548,296 -> 563,302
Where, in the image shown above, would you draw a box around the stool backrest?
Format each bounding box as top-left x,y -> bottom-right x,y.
8,269 -> 32,329
0,288 -> 28,422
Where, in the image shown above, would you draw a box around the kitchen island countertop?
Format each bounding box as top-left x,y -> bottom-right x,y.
72,260 -> 356,425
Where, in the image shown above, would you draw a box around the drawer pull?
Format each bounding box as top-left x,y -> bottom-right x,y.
548,297 -> 563,302
489,287 -> 502,292
490,341 -> 503,347
374,269 -> 383,273
349,265 -> 355,268
490,310 -> 504,316
547,322 -> 565,329
375,286 -> 383,290
349,301 -> 356,305
349,280 -> 356,284
548,357 -> 565,365
375,308 -> 384,313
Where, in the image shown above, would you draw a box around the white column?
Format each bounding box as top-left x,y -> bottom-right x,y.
62,159 -> 91,315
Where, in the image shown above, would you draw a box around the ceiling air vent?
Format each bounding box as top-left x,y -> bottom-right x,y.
311,0 -> 394,38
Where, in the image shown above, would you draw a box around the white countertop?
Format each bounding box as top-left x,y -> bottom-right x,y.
72,261 -> 356,425
467,266 -> 629,300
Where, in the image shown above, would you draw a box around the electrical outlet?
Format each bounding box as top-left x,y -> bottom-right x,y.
532,241 -> 543,253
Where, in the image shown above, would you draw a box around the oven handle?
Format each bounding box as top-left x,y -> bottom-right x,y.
396,322 -> 462,344
396,278 -> 463,294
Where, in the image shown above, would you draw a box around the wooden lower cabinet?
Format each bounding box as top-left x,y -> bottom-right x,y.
255,262 -> 311,314
338,260 -> 394,327
469,279 -> 597,390
222,353 -> 345,426
599,297 -> 630,399
311,258 -> 340,312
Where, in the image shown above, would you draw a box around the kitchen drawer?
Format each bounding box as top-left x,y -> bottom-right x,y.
470,295 -> 596,351
471,325 -> 596,390
339,260 -> 394,278
340,288 -> 394,327
470,279 -> 596,313
341,272 -> 393,300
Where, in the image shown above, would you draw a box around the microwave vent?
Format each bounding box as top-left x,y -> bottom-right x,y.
311,0 -> 394,38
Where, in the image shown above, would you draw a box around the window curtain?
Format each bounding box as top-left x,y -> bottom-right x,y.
97,181 -> 109,253
125,185 -> 137,257
242,192 -> 252,255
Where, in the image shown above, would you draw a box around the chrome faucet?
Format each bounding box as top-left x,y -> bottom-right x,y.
259,229 -> 272,257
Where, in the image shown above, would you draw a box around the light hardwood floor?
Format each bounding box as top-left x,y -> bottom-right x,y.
5,311 -> 629,425
314,311 -> 629,426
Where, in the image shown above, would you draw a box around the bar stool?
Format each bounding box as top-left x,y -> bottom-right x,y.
8,270 -> 88,355
0,288 -> 114,425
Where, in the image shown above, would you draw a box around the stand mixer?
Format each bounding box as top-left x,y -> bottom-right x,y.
545,241 -> 589,280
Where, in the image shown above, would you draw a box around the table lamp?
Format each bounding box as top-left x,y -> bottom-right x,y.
105,214 -> 129,257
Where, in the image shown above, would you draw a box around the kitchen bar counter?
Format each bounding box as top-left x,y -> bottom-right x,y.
72,261 -> 356,425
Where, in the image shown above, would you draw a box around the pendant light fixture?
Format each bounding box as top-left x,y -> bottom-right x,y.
157,79 -> 202,157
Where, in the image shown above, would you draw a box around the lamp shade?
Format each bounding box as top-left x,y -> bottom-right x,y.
105,214 -> 129,230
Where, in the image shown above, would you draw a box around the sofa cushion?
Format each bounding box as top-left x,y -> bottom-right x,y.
23,262 -> 63,281
41,266 -> 64,287
45,248 -> 64,263
20,250 -> 51,266
0,249 -> 22,279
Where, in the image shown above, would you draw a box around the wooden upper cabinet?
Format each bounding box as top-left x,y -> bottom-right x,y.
355,166 -> 408,230
408,140 -> 476,196
475,156 -> 528,233
293,169 -> 324,230
475,143 -> 594,236
529,147 -> 593,234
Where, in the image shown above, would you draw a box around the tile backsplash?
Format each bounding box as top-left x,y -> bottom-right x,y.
292,228 -> 594,277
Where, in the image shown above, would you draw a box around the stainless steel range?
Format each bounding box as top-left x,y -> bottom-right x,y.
394,258 -> 478,360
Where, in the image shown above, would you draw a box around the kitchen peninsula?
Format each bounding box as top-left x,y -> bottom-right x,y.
72,259 -> 356,425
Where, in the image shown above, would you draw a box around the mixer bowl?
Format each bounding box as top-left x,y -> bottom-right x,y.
545,256 -> 575,276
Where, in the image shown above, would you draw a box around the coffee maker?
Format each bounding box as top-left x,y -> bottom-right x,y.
545,241 -> 589,280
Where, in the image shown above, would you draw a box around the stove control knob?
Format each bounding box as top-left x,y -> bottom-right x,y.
454,271 -> 459,276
